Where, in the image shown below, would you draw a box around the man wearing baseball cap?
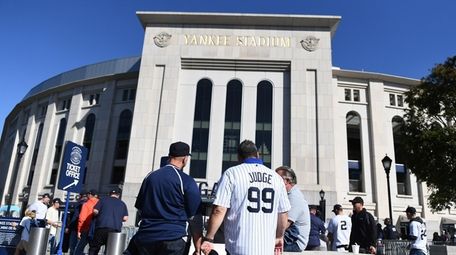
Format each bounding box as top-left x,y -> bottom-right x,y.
75,189 -> 99,255
405,206 -> 427,255
349,196 -> 376,254
327,204 -> 352,252
133,141 -> 201,255
88,188 -> 128,255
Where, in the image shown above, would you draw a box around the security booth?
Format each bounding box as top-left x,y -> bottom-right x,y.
441,217 -> 456,234
441,217 -> 456,244
396,215 -> 410,240
198,181 -> 225,243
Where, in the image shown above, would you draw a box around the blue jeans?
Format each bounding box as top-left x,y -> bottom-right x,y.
74,232 -> 89,255
68,231 -> 78,255
49,235 -> 58,254
410,249 -> 426,255
284,242 -> 302,252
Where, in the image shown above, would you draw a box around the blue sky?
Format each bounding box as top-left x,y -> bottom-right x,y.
1,1 -> 455,135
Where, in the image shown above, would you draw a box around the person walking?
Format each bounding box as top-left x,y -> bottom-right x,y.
201,140 -> 290,255
45,198 -> 62,254
67,191 -> 88,255
27,193 -> 50,225
327,204 -> 351,252
75,190 -> 98,255
349,196 -> 376,254
275,166 -> 310,252
133,141 -> 202,255
88,188 -> 128,255
382,218 -> 399,240
405,206 -> 427,255
306,205 -> 326,250
14,210 -> 38,255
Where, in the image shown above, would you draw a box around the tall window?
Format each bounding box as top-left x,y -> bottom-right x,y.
256,80 -> 273,168
392,116 -> 410,195
111,110 -> 132,184
222,80 -> 242,172
27,123 -> 44,186
58,98 -> 72,111
346,111 -> 363,192
82,114 -> 96,184
83,114 -> 96,160
190,79 -> 213,178
51,118 -> 67,185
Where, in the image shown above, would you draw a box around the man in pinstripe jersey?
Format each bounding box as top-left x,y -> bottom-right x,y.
201,140 -> 290,255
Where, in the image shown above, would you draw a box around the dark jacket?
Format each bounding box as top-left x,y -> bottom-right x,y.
308,214 -> 326,248
383,224 -> 399,240
134,165 -> 201,243
350,208 -> 377,250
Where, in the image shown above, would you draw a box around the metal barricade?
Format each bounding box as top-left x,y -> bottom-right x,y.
122,225 -> 138,251
382,240 -> 410,255
28,227 -> 49,255
106,232 -> 126,255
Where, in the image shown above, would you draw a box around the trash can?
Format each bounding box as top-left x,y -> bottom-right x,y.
106,232 -> 126,255
28,227 -> 50,255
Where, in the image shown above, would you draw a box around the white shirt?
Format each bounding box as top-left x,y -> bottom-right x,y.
28,200 -> 47,220
214,160 -> 291,255
45,206 -> 60,235
409,218 -> 427,254
327,214 -> 352,251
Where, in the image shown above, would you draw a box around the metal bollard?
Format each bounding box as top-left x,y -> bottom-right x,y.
28,227 -> 50,255
106,232 -> 126,255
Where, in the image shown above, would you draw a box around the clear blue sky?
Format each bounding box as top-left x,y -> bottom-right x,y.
1,0 -> 455,135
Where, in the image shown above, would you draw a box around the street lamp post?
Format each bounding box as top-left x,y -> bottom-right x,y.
319,189 -> 326,221
382,155 -> 393,223
6,139 -> 28,217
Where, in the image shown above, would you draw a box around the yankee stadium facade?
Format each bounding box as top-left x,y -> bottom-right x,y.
1,12 -> 453,233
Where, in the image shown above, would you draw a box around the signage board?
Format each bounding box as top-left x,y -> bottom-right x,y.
0,217 -> 21,254
57,141 -> 87,193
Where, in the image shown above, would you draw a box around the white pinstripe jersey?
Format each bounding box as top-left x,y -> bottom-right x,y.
327,214 -> 352,251
214,159 -> 291,255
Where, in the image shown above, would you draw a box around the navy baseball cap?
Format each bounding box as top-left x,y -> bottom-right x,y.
87,189 -> 98,196
349,196 -> 364,205
109,187 -> 122,195
332,204 -> 343,213
168,142 -> 191,157
404,206 -> 416,214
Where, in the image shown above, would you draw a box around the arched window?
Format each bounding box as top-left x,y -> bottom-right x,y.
392,116 -> 410,195
83,114 -> 96,160
346,111 -> 363,192
256,80 -> 273,168
222,80 -> 242,172
190,79 -> 213,178
111,110 -> 132,184
27,123 -> 44,186
83,114 -> 96,184
51,118 -> 67,185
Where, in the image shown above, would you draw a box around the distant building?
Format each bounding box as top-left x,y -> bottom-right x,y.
1,12 -> 452,234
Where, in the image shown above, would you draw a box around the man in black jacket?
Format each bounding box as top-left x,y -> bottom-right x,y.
383,218 -> 399,240
349,197 -> 377,254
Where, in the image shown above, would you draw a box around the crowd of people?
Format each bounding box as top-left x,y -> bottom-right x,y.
15,187 -> 128,254
14,140 -> 430,255
126,140 -> 429,255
